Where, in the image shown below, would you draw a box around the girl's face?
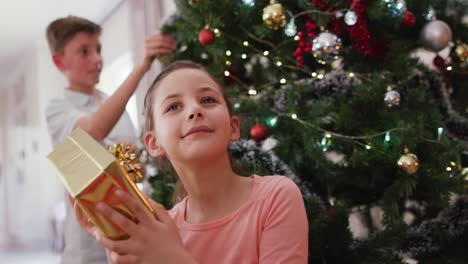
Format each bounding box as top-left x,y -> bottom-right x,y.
145,68 -> 240,162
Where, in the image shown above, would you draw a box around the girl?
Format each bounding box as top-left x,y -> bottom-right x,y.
75,60 -> 309,263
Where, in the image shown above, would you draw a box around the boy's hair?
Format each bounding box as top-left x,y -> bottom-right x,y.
46,15 -> 101,53
143,60 -> 233,133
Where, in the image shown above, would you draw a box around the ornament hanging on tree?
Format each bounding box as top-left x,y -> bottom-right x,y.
397,148 -> 420,174
452,41 -> 468,64
433,55 -> 447,71
250,124 -> 268,142
262,0 -> 287,30
401,11 -> 416,28
384,86 -> 401,107
312,32 -> 343,64
199,27 -> 215,46
420,20 -> 452,52
344,10 -> 357,26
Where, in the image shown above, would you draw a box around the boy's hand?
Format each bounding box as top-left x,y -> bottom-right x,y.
142,33 -> 177,70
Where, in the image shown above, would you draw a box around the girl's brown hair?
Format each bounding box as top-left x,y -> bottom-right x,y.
143,60 -> 234,204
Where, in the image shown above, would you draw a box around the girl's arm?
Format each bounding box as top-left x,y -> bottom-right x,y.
259,178 -> 309,263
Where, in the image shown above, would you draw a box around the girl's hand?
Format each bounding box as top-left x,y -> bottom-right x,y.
94,190 -> 195,264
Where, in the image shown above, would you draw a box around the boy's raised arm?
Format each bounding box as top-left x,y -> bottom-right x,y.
76,34 -> 176,141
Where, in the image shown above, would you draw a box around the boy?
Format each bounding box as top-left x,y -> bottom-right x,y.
45,15 -> 176,263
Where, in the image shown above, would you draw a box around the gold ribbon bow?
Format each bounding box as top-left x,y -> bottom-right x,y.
107,144 -> 143,183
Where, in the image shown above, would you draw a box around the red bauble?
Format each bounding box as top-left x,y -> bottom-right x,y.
401,11 -> 416,28
198,29 -> 215,46
250,124 -> 268,142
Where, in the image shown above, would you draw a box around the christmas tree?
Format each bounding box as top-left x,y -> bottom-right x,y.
144,0 -> 468,262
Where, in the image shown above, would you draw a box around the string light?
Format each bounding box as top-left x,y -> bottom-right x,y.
266,116 -> 278,127
446,66 -> 453,71
311,72 -> 317,77
385,132 -> 391,142
365,144 -> 372,150
248,89 -> 257,95
242,0 -> 255,7
284,19 -> 297,37
280,78 -> 287,84
349,72 -> 355,78
437,127 -> 444,141
243,41 -> 249,46
213,28 -> 221,37
294,35 -> 300,41
224,70 -> 230,76
317,73 -> 324,79
225,50 -> 232,56
234,102 -> 241,109
446,167 -> 452,172
263,50 -> 269,56
241,54 -> 247,59
276,61 -> 282,66
225,60 -> 232,66
325,133 -> 332,138
291,113 -> 297,119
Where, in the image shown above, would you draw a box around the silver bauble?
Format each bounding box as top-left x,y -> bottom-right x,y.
312,32 -> 343,64
384,89 -> 401,107
420,20 -> 452,52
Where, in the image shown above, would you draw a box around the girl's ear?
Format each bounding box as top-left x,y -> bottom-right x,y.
144,131 -> 166,158
52,52 -> 66,72
229,116 -> 241,142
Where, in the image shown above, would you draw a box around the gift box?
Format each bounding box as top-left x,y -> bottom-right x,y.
47,128 -> 154,240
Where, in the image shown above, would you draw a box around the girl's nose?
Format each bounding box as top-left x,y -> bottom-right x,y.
189,112 -> 203,119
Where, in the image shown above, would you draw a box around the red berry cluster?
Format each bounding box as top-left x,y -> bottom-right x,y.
293,19 -> 318,67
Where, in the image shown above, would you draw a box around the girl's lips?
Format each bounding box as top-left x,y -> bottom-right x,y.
182,125 -> 214,138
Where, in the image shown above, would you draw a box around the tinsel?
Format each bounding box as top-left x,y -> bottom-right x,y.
401,195 -> 468,258
229,138 -> 312,197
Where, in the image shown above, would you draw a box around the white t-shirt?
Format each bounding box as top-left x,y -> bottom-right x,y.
46,88 -> 137,264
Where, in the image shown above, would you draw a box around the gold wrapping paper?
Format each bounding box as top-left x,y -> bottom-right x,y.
47,128 -> 154,240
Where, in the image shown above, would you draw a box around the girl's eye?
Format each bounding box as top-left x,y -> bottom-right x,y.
80,48 -> 88,56
201,97 -> 217,104
166,104 -> 181,112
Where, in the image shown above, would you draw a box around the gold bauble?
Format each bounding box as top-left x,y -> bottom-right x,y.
397,152 -> 420,174
454,41 -> 468,63
262,1 -> 287,30
157,52 -> 175,64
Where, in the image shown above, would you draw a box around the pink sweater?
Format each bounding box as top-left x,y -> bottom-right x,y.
169,175 -> 309,263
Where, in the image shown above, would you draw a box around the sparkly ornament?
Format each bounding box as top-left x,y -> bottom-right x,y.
262,1 -> 287,30
384,87 -> 401,107
453,41 -> 468,63
401,11 -> 416,28
386,0 -> 407,17
250,124 -> 268,142
424,6 -> 435,21
420,20 -> 452,52
312,32 -> 343,64
198,28 -> 215,46
344,10 -> 357,26
397,148 -> 420,174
